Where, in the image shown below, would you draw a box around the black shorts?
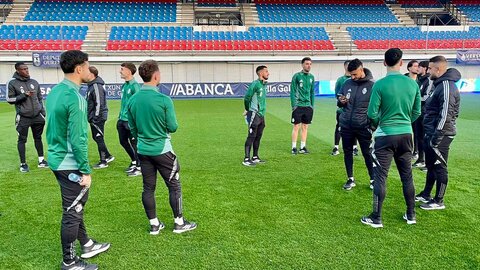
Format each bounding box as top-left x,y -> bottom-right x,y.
291,106 -> 313,124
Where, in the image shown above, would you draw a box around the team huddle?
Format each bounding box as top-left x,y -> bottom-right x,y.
6,48 -> 460,269
242,48 -> 461,229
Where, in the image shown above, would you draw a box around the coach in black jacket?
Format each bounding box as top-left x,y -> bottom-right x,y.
6,62 -> 48,172
86,66 -> 114,169
417,56 -> 461,210
337,59 -> 375,191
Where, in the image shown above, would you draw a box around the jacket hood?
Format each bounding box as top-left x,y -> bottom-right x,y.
88,76 -> 105,86
13,72 -> 30,81
434,68 -> 461,86
351,68 -> 373,84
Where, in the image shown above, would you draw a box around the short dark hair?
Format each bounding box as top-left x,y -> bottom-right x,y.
121,62 -> 137,75
301,57 -> 312,64
384,48 -> 403,67
256,65 -> 267,75
138,60 -> 159,83
419,60 -> 429,68
15,62 -> 26,70
343,60 -> 350,66
60,50 -> 88,74
407,60 -> 418,70
347,58 -> 363,72
89,66 -> 98,77
429,55 -> 447,63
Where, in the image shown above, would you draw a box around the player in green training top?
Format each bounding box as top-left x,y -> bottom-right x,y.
118,62 -> 141,177
127,60 -> 197,235
242,65 -> 269,167
46,50 -> 110,270
361,48 -> 421,228
290,57 -> 315,154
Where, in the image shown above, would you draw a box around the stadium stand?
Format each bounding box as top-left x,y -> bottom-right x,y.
24,0 -> 177,22
348,26 -> 480,50
197,0 -> 236,7
398,0 -> 443,8
255,0 -> 398,23
107,26 -> 334,51
0,25 -> 87,50
454,0 -> 480,22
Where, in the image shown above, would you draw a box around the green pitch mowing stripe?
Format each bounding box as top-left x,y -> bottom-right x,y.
0,94 -> 479,269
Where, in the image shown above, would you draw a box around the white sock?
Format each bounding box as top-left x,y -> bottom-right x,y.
353,145 -> 357,149
300,141 -> 306,149
292,142 -> 297,149
150,218 -> 159,226
38,156 -> 44,163
132,161 -> 137,165
349,177 -> 354,181
175,217 -> 184,225
84,239 -> 94,247
334,145 -> 339,149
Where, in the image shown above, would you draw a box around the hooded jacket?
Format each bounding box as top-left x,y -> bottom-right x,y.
424,68 -> 461,137
86,76 -> 108,123
6,72 -> 45,118
338,68 -> 374,130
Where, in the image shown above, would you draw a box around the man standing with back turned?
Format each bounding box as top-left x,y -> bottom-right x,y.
47,50 -> 110,270
290,57 -> 315,154
127,60 -> 197,235
242,65 -> 269,167
361,48 -> 421,228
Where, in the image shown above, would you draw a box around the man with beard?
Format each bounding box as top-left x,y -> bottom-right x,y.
337,59 -> 375,190
290,57 -> 315,154
242,65 -> 269,166
416,56 -> 461,210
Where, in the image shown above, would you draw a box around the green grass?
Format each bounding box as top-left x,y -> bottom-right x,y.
0,94 -> 479,269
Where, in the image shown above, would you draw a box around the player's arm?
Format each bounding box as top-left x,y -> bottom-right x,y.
6,80 -> 27,104
132,83 -> 141,95
126,100 -> 138,139
310,75 -> 315,108
67,93 -> 91,175
411,84 -> 421,122
337,83 -> 348,107
244,82 -> 255,111
367,83 -> 381,128
334,77 -> 342,96
165,97 -> 178,134
290,75 -> 297,109
35,82 -> 46,115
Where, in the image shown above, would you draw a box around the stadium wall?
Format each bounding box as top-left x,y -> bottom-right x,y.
1,61 -> 479,97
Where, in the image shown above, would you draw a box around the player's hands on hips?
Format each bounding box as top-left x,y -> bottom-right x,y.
80,174 -> 92,188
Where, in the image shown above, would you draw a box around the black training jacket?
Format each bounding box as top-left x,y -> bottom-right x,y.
86,76 -> 108,123
6,72 -> 45,118
424,68 -> 461,137
337,68 -> 374,130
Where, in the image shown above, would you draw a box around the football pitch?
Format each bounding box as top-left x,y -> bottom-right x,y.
0,94 -> 479,269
